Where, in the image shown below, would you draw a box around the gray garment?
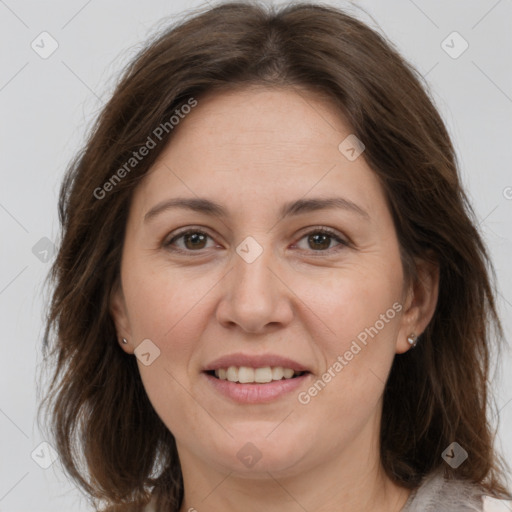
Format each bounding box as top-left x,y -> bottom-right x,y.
400,469 -> 485,511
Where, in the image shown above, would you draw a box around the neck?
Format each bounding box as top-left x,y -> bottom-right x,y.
177,415 -> 411,512
178,464 -> 410,512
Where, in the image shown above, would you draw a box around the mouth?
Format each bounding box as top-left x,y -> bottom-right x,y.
205,366 -> 308,384
203,366 -> 312,403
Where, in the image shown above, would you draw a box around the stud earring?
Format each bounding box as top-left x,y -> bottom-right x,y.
407,333 -> 418,348
121,338 -> 128,344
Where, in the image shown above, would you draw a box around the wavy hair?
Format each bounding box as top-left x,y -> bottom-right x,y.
38,2 -> 511,511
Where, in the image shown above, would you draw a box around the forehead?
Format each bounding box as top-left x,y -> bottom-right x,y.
170,85 -> 350,149
130,86 -> 385,223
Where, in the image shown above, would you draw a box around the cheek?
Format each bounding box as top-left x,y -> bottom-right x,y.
124,262 -> 214,432
294,257 -> 404,418
120,261 -> 215,423
300,258 -> 403,349
294,271 -> 402,433
123,257 -> 215,344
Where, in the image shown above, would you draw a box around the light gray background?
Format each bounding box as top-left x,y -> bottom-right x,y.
1,0 -> 511,510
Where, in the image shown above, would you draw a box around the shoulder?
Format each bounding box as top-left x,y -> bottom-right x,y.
101,497 -> 159,512
483,495 -> 512,512
143,496 -> 158,512
402,469 -> 512,512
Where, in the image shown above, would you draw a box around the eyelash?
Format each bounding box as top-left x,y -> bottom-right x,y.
164,226 -> 349,256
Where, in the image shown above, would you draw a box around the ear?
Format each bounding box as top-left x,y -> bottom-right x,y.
396,255 -> 439,354
109,278 -> 134,354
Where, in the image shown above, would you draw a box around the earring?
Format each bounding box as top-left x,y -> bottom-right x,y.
407,333 -> 418,348
121,338 -> 128,344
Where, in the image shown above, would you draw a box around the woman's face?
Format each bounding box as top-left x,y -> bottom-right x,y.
111,86 -> 430,478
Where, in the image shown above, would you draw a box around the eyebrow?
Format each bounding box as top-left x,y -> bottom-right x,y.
144,196 -> 370,223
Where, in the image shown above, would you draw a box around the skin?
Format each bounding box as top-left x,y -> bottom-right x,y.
110,86 -> 439,512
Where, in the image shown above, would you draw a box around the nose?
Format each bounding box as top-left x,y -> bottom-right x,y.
215,241 -> 294,333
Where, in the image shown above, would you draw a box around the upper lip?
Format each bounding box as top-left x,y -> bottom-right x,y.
203,353 -> 311,373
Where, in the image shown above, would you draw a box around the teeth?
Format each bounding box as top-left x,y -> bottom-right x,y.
283,368 -> 294,379
254,367 -> 272,383
226,366 -> 238,382
272,367 -> 284,380
238,367 -> 254,383
213,366 -> 303,383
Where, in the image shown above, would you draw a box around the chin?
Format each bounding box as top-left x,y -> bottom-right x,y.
202,433 -> 313,477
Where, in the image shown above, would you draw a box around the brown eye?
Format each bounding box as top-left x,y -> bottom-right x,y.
307,232 -> 332,250
166,230 -> 214,252
295,228 -> 348,253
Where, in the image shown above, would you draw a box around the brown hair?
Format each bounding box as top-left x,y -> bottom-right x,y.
38,1 -> 512,510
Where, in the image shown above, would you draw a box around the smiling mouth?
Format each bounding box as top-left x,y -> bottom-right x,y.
205,366 -> 308,384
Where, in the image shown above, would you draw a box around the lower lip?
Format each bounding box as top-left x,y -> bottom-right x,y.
203,372 -> 311,404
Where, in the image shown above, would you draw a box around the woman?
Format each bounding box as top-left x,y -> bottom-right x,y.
39,2 -> 512,511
